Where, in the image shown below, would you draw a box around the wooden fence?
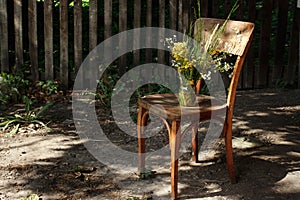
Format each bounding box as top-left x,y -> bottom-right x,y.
0,0 -> 299,89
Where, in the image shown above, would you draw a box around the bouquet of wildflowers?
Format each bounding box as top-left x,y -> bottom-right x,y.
165,1 -> 239,106
166,35 -> 215,83
166,35 -> 216,106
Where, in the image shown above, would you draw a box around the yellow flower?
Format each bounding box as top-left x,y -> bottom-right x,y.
209,49 -> 217,56
189,80 -> 194,85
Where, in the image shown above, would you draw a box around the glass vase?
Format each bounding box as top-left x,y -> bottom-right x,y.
178,76 -> 196,107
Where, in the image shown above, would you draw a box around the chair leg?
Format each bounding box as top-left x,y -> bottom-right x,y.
224,119 -> 236,183
137,106 -> 148,175
170,120 -> 180,200
191,125 -> 198,162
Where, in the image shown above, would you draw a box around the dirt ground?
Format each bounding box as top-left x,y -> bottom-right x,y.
1,89 -> 300,200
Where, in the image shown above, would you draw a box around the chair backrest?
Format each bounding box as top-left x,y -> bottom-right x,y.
194,18 -> 255,108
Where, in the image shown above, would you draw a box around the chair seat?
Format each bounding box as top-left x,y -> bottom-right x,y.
138,93 -> 227,121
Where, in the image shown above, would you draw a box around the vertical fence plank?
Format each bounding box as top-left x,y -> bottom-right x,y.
258,0 -> 273,87
272,0 -> 288,83
156,0 -> 166,82
0,0 -> 9,72
169,0 -> 177,30
145,0 -> 152,63
102,0 -> 112,86
119,0 -> 127,75
298,0 -> 300,88
60,0 -> 68,89
182,0 -> 190,33
242,0 -> 256,88
211,0 -> 219,18
104,0 -> 112,40
44,0 -> 53,80
224,0 -> 231,16
189,0 -> 197,23
74,0 -> 82,75
285,1 -> 300,86
28,0 -> 38,80
133,0 -> 141,67
169,0 -> 177,66
14,0 -> 23,72
237,0 -> 244,20
89,0 -> 97,51
201,0 -> 209,17
158,0 -> 165,65
178,0 -> 183,32
236,0 -> 245,89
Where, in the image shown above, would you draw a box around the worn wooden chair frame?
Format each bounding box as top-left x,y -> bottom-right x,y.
137,18 -> 254,200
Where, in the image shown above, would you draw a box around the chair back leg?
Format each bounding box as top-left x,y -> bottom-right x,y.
191,125 -> 199,162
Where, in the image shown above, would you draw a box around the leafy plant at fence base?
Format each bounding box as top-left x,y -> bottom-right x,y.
0,96 -> 53,136
36,80 -> 60,96
0,72 -> 29,110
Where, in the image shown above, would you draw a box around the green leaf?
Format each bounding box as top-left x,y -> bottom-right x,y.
1,119 -> 20,130
35,102 -> 53,119
6,123 -> 20,137
14,114 -> 23,119
138,169 -> 156,179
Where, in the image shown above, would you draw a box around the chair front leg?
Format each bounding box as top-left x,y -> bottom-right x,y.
137,106 -> 148,175
224,114 -> 236,183
170,120 -> 181,200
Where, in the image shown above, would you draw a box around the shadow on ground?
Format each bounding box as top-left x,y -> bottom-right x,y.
1,89 -> 300,199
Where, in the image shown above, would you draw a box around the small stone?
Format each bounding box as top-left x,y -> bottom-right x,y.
28,123 -> 35,129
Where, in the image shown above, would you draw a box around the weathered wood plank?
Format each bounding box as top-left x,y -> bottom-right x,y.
182,0 -> 190,33
211,0 -> 219,18
119,0 -> 127,75
145,0 -> 152,63
237,0 -> 244,20
178,0 -> 183,32
201,0 -> 208,17
102,0 -> 112,87
0,0 -> 9,72
28,0 -> 39,80
224,0 -> 231,16
169,0 -> 177,30
89,0 -> 97,51
74,0 -> 82,74
298,0 -> 300,88
258,0 -> 273,87
14,0 -> 23,72
133,0 -> 141,67
44,0 -> 53,80
272,0 -> 288,83
158,0 -> 165,65
242,0 -> 256,88
169,0 -> 177,65
60,0 -> 68,89
284,1 -> 300,86
104,0 -> 112,40
156,0 -> 166,82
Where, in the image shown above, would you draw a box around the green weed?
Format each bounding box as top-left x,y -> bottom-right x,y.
0,96 -> 53,136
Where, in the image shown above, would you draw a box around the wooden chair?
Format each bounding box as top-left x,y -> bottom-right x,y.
137,18 -> 254,200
